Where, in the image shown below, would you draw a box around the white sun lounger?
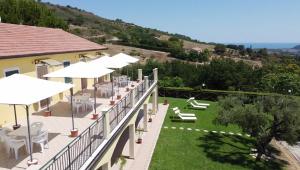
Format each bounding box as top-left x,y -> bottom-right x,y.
174,110 -> 195,117
189,102 -> 207,109
187,97 -> 210,106
172,107 -> 179,111
193,100 -> 210,106
178,114 -> 197,121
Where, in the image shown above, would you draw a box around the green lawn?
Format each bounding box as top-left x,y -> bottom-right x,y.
149,97 -> 287,170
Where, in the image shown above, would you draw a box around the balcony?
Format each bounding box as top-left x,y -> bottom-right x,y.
0,69 -> 157,170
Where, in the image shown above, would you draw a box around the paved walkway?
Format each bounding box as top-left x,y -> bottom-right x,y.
111,103 -> 169,170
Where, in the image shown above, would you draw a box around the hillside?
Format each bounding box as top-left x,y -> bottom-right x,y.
44,3 -> 212,51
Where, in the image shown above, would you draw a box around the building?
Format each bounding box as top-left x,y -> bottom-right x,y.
0,23 -> 159,170
0,23 -> 107,125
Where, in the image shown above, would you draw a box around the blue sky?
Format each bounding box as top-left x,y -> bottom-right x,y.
43,0 -> 300,43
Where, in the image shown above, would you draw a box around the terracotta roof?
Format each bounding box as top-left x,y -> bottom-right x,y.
0,23 -> 107,59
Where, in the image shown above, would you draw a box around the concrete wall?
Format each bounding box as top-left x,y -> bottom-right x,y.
0,51 -> 110,126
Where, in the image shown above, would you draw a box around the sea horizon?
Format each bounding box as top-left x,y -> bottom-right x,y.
222,42 -> 300,49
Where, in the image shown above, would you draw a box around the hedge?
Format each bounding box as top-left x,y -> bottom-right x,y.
158,87 -> 286,101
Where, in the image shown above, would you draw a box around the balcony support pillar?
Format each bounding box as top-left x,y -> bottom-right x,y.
129,124 -> 135,159
153,68 -> 159,112
143,103 -> 148,132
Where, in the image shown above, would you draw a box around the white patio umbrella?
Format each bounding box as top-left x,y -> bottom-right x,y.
88,56 -> 129,102
0,74 -> 73,165
112,53 -> 140,86
111,53 -> 139,63
45,61 -> 114,117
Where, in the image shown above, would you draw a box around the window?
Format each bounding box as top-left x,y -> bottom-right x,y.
4,67 -> 20,77
63,61 -> 72,83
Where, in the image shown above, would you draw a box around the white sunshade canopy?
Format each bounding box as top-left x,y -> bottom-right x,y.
112,53 -> 139,63
88,55 -> 129,69
0,74 -> 74,105
44,61 -> 114,79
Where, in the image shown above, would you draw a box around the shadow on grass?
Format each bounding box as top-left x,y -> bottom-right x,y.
169,116 -> 196,123
198,133 -> 288,170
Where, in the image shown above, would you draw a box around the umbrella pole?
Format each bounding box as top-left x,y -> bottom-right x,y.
94,78 -> 97,115
26,105 -> 37,165
70,88 -> 78,137
118,69 -> 120,95
111,73 -> 114,101
127,67 -> 129,87
70,88 -> 75,130
13,104 -> 20,130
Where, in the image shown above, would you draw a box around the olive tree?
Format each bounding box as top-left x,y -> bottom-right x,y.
215,95 -> 300,160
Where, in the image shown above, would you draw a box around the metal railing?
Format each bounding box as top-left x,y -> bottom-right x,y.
40,78 -> 155,170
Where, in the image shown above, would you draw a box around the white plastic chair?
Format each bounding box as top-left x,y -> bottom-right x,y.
74,98 -> 84,113
0,128 -> 12,142
31,122 -> 43,136
4,135 -> 27,160
32,131 -> 49,153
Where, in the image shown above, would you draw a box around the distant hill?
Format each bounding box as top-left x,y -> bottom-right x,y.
293,45 -> 300,50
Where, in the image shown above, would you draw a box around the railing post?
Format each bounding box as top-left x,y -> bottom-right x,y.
153,68 -> 158,82
67,146 -> 71,170
103,110 -> 110,139
144,76 -> 149,91
138,69 -> 143,81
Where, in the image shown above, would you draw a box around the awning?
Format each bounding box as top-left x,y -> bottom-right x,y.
0,74 -> 73,105
41,59 -> 62,66
88,55 -> 129,69
111,53 -> 139,63
44,61 -> 114,79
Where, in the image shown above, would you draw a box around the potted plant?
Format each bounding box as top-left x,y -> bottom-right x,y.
126,87 -> 130,92
117,95 -> 122,100
148,109 -> 153,122
70,128 -> 79,137
44,110 -> 51,117
163,99 -> 168,105
92,113 -> 98,120
131,84 -> 135,87
110,100 -> 115,105
136,126 -> 144,144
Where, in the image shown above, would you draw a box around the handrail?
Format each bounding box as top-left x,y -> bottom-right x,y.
40,78 -> 155,170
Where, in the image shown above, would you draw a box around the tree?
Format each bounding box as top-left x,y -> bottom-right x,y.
216,95 -> 300,160
214,44 -> 226,55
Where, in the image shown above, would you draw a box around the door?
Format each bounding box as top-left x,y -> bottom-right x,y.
37,64 -> 49,108
81,78 -> 87,90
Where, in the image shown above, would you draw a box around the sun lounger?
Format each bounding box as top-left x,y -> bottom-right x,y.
172,107 -> 179,111
189,102 -> 207,109
193,100 -> 210,106
187,97 -> 210,106
178,114 -> 197,121
174,110 -> 195,117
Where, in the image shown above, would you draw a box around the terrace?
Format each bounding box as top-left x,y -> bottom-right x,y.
0,66 -> 157,170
